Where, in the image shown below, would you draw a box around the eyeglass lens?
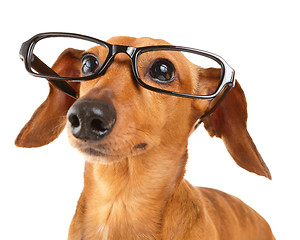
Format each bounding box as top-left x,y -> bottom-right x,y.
30,37 -> 108,78
137,50 -> 222,96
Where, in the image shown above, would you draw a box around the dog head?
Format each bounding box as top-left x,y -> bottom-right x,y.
15,36 -> 271,179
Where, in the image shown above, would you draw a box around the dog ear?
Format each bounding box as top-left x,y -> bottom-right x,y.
193,67 -> 271,179
15,48 -> 83,148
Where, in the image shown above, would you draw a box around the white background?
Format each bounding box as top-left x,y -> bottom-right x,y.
1,0 -> 299,239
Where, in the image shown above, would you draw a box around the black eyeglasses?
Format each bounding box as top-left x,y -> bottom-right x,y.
19,32 -> 235,110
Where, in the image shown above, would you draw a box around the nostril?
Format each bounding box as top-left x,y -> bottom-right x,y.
69,114 -> 80,128
91,118 -> 108,134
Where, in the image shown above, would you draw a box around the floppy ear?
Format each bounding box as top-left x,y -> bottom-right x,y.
194,67 -> 271,179
15,48 -> 83,148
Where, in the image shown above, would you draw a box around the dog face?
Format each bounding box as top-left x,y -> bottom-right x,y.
68,37 -> 204,164
15,36 -> 271,179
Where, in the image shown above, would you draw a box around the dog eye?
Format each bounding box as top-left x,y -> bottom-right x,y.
81,54 -> 99,76
149,59 -> 175,83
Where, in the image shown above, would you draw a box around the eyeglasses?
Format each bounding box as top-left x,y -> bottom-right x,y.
19,32 -> 235,116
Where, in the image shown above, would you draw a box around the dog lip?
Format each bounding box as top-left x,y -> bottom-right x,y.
82,148 -> 106,157
81,142 -> 147,157
79,142 -> 148,158
134,142 -> 147,150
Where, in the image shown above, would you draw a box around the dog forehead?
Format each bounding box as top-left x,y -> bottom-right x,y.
106,36 -> 171,47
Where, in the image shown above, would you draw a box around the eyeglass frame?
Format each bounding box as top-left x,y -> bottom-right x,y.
19,32 -> 236,122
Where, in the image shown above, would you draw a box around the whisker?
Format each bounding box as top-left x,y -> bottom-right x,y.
48,110 -> 69,121
126,127 -> 155,143
50,121 -> 67,131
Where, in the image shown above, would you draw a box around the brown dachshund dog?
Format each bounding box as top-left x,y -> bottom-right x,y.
16,36 -> 275,239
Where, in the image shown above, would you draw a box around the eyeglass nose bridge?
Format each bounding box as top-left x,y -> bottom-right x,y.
100,44 -> 137,75
111,45 -> 137,57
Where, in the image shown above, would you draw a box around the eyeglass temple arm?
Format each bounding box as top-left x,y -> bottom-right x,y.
194,84 -> 233,129
30,54 -> 78,99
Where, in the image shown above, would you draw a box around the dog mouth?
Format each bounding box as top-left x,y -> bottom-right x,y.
82,148 -> 106,157
68,126 -> 152,161
79,142 -> 148,158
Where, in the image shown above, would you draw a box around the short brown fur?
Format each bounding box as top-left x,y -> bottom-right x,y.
16,36 -> 275,239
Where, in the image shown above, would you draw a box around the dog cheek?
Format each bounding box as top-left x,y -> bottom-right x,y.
159,100 -> 193,144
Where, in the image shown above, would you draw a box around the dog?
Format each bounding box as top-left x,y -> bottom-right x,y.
16,36 -> 275,239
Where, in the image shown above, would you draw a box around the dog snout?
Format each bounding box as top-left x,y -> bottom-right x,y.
67,98 -> 116,141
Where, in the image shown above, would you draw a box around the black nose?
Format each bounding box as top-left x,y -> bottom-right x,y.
67,98 -> 116,141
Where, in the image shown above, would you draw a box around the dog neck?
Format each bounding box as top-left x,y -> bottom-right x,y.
81,147 -> 188,239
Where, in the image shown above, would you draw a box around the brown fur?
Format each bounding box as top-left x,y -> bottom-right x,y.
16,36 -> 275,239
